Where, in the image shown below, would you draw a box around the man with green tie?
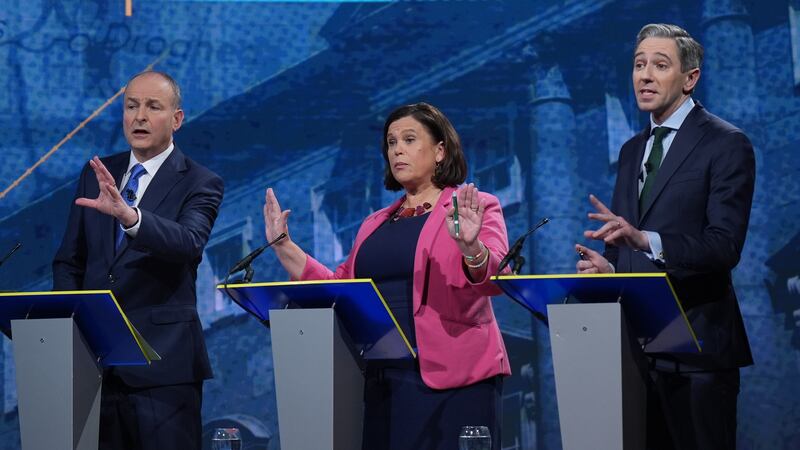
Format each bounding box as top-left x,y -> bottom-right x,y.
575,23 -> 756,450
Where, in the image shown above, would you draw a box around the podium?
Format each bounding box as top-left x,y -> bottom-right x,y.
0,290 -> 159,450
494,273 -> 700,450
218,279 -> 414,450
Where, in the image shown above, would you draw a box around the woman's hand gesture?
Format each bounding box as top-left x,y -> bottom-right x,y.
263,188 -> 291,245
446,183 -> 485,251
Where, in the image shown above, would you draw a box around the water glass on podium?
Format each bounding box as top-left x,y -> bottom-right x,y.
212,427 -> 242,450
459,425 -> 491,450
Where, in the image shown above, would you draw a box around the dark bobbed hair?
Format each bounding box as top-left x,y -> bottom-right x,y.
381,102 -> 467,191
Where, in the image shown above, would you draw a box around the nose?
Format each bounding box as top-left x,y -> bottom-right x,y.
640,64 -> 654,82
134,107 -> 147,122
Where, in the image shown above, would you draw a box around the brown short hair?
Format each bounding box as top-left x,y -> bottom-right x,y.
381,102 -> 467,191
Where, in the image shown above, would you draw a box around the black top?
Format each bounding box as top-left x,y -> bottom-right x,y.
354,213 -> 428,349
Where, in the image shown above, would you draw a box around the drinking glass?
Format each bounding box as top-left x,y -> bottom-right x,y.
458,425 -> 491,450
211,427 -> 241,450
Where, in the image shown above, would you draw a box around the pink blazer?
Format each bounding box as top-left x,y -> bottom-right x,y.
299,186 -> 511,389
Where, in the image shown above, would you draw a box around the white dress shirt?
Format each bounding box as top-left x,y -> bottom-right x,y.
119,143 -> 175,237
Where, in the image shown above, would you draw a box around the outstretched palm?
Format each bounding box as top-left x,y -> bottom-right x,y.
446,183 -> 485,250
75,156 -> 137,226
263,188 -> 291,243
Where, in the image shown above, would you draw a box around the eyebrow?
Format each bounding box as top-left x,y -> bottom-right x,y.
389,128 -> 418,134
125,96 -> 164,105
634,51 -> 673,62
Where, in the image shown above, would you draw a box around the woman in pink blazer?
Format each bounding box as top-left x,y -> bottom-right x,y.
264,103 -> 510,450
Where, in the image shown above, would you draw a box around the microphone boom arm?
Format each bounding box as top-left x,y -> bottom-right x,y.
497,217 -> 549,274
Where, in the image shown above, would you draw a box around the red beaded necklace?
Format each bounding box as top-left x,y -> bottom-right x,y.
390,202 -> 432,222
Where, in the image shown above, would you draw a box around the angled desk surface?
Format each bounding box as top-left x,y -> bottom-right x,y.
218,279 -> 415,360
494,273 -> 700,354
0,290 -> 160,450
0,290 -> 159,366
218,279 -> 416,449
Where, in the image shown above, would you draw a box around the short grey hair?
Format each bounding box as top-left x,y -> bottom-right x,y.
636,23 -> 704,73
125,70 -> 182,109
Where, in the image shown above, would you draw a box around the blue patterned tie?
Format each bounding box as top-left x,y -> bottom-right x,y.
116,164 -> 147,250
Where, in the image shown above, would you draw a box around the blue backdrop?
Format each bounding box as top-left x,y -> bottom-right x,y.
0,1 -> 798,449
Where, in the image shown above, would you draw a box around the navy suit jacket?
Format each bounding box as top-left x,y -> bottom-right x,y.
607,103 -> 755,370
53,146 -> 224,388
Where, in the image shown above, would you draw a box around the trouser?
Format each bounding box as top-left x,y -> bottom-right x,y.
98,374 -> 203,450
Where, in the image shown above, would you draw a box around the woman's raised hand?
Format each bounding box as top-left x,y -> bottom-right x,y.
264,188 -> 291,245
446,183 -> 485,249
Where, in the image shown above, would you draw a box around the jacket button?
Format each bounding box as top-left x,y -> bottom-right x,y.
108,274 -> 115,284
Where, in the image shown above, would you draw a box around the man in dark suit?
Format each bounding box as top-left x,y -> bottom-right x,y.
576,24 -> 755,450
53,71 -> 224,450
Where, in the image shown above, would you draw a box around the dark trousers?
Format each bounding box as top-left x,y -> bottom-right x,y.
646,367 -> 740,450
99,374 -> 203,450
362,364 -> 503,450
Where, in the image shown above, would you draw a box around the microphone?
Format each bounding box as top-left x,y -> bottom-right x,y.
492,222 -> 549,324
221,233 -> 288,318
125,188 -> 137,202
0,242 -> 21,267
227,233 -> 287,276
497,217 -> 549,274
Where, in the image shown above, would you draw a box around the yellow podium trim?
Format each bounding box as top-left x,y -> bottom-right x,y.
492,273 -> 700,352
0,290 -> 161,363
218,279 -> 417,358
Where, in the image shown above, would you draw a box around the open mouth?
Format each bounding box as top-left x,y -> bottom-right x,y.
132,129 -> 150,136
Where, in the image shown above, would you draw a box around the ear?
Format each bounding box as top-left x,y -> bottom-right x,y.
172,108 -> 185,132
683,68 -> 700,94
435,141 -> 445,163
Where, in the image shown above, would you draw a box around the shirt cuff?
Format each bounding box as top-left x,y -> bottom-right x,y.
121,207 -> 142,238
642,230 -> 664,262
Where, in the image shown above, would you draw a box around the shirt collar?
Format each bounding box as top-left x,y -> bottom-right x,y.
650,97 -> 695,132
126,142 -> 174,176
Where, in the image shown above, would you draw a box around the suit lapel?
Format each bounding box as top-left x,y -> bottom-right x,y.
640,105 -> 710,221
113,147 -> 188,261
628,130 -> 650,225
137,147 -> 187,213
412,186 -> 454,314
